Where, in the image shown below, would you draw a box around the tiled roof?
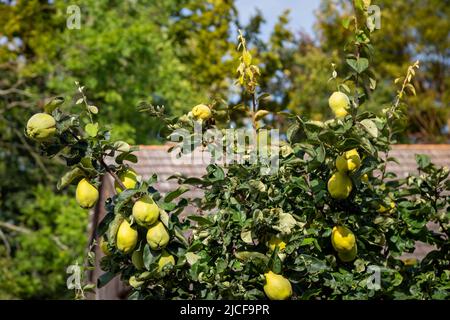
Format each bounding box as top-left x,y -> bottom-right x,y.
131,145 -> 211,199
122,144 -> 450,196
386,144 -> 450,178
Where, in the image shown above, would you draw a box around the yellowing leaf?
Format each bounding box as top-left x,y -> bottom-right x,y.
274,211 -> 297,235
88,105 -> 98,114
185,252 -> 200,265
243,50 -> 252,66
254,110 -> 270,121
360,119 -> 379,138
240,230 -> 253,244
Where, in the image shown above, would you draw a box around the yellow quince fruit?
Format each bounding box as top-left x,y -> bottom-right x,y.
337,244 -> 357,262
26,113 -> 56,141
116,220 -> 138,254
331,226 -> 356,252
75,178 -> 99,209
327,171 -> 353,199
146,221 -> 170,250
333,107 -> 348,118
128,275 -> 145,289
263,271 -> 292,300
329,91 -> 350,110
378,200 -> 396,214
336,149 -> 361,172
158,250 -> 176,272
100,238 -> 111,256
132,195 -> 159,227
192,104 -> 212,121
361,173 -> 369,183
328,92 -> 350,119
267,236 -> 286,252
114,168 -> 138,193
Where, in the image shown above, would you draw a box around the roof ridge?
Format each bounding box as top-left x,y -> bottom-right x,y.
135,144 -> 450,150
390,144 -> 450,150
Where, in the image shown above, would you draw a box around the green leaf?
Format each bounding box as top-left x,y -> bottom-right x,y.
143,244 -> 160,270
82,283 -> 96,291
274,211 -> 297,235
113,141 -> 130,152
206,165 -> 225,182
79,157 -> 95,172
360,119 -> 378,138
44,96 -> 64,113
159,209 -> 170,228
258,93 -> 271,102
173,226 -> 189,247
97,212 -> 115,238
339,83 -> 351,94
57,167 -> 84,190
287,122 -> 302,143
354,0 -> 364,10
269,248 -> 282,274
107,214 -> 124,243
115,152 -> 138,164
346,58 -> 369,74
158,201 -> 176,211
164,185 -> 189,202
182,177 -> 206,185
188,215 -> 213,226
342,17 -> 351,29
300,238 -> 316,246
97,272 -> 116,288
315,144 -> 326,163
114,189 -> 139,216
415,154 -> 431,169
85,123 -> 98,137
235,251 -> 269,264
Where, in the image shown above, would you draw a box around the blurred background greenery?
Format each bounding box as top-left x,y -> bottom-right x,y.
0,0 -> 448,299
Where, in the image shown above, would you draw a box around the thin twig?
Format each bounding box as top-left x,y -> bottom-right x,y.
0,221 -> 31,234
99,157 -> 127,191
0,229 -> 11,257
251,93 -> 257,130
0,221 -> 69,251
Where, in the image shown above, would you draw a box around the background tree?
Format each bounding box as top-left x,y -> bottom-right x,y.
315,0 -> 450,142
0,0 -> 448,299
0,0 -> 235,299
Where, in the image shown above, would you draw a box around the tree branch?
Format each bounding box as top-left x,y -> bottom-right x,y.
0,221 -> 31,234
99,157 -> 127,191
0,229 -> 11,257
0,221 -> 69,251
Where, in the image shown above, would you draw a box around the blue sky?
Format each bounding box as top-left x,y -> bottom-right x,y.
236,0 -> 321,39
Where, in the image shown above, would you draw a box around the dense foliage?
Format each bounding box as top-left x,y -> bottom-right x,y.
1,0 -> 448,299
23,1 -> 450,300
